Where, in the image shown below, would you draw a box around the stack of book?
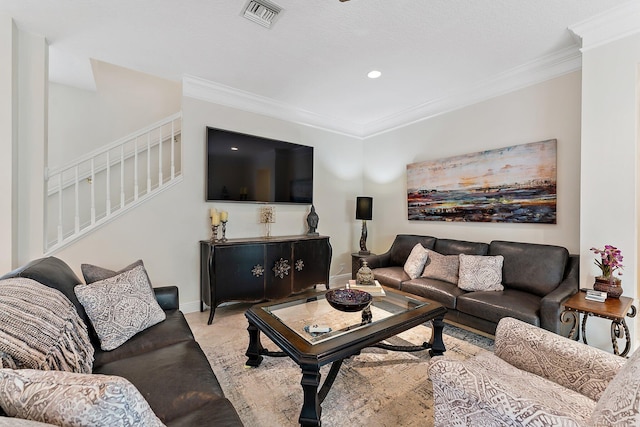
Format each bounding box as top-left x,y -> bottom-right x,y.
585,289 -> 607,302
347,279 -> 386,297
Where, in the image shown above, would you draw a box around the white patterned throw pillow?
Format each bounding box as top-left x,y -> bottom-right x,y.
74,265 -> 166,351
0,369 -> 165,427
403,243 -> 429,279
458,254 -> 504,291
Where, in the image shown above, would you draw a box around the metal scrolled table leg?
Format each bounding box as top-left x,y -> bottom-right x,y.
611,320 -> 627,356
560,310 -> 579,339
613,305 -> 637,357
581,312 -> 590,345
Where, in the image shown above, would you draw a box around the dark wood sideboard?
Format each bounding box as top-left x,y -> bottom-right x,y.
200,235 -> 332,324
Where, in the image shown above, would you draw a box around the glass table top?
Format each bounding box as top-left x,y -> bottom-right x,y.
261,290 -> 430,345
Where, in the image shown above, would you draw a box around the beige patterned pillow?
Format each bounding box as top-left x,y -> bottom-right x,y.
403,244 -> 429,279
74,265 -> 166,351
590,348 -> 640,426
421,250 -> 459,284
458,254 -> 504,291
0,369 -> 165,427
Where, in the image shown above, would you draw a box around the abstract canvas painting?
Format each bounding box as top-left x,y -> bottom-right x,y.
407,139 -> 557,223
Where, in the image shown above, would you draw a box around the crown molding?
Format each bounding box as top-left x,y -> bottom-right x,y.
569,1 -> 640,52
182,75 -> 365,138
183,45 -> 582,139
361,46 -> 582,138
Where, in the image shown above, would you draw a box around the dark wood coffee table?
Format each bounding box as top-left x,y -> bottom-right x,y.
244,288 -> 447,426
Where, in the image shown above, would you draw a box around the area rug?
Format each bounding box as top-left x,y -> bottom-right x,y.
186,304 -> 494,427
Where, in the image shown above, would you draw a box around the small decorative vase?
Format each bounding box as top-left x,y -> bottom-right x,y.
356,261 -> 375,286
593,276 -> 623,299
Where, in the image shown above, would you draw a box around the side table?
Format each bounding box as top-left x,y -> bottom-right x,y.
560,292 -> 636,357
351,252 -> 375,279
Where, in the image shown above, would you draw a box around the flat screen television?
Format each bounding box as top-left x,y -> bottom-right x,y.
206,127 -> 313,204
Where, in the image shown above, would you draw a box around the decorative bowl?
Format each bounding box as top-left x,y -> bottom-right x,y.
325,289 -> 372,312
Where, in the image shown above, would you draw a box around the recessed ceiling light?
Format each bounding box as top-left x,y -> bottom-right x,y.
367,70 -> 382,79
231,147 -> 239,151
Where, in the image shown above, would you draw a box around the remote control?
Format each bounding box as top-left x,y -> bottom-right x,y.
308,324 -> 331,333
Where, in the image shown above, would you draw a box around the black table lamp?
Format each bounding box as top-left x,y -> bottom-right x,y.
356,196 -> 373,255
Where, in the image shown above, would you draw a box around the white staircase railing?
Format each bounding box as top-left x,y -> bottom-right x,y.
45,112 -> 183,253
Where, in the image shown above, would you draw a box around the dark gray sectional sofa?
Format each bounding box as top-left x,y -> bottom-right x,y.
364,234 -> 579,336
0,257 -> 243,426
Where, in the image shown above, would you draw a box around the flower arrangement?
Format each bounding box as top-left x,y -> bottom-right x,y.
590,245 -> 624,282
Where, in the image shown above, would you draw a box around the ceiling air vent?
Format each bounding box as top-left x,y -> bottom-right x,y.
242,0 -> 282,29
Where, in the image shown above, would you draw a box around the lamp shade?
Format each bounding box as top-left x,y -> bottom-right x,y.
356,197 -> 373,220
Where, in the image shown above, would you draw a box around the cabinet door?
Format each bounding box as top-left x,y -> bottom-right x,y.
292,238 -> 331,293
213,244 -> 265,303
265,242 -> 293,300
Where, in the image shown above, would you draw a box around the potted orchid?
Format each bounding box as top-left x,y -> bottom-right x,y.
590,245 -> 624,298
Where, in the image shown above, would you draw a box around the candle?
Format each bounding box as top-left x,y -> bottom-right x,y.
220,211 -> 228,222
211,213 -> 220,226
210,208 -> 217,218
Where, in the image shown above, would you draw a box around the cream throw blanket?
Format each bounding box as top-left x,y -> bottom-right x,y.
0,278 -> 94,373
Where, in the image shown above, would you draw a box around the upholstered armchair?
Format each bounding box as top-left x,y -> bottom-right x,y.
428,317 -> 639,426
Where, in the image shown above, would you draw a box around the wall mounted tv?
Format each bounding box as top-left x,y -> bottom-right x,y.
206,127 -> 313,204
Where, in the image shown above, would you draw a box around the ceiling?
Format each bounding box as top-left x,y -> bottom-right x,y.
1,0 -> 628,137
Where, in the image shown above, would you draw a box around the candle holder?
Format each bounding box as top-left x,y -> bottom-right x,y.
210,224 -> 219,243
220,220 -> 228,242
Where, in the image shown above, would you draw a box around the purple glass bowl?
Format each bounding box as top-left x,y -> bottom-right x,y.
325,289 -> 373,312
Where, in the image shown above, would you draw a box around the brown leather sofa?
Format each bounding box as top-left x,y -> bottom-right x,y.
364,234 -> 579,336
0,257 -> 243,427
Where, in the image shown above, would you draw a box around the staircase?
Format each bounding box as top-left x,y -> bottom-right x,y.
45,112 -> 183,253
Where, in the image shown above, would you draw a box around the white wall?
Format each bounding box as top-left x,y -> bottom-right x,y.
16,28 -> 48,264
580,32 -> 640,351
0,16 -> 18,272
48,60 -> 182,168
363,72 -> 582,255
52,97 -> 363,312
0,19 -> 48,269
